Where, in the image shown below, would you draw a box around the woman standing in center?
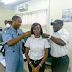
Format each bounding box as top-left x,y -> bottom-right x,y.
25,23 -> 50,72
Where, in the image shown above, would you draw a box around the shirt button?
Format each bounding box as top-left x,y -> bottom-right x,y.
13,51 -> 15,52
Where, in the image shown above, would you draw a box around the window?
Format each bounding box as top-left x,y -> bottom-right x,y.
17,9 -> 47,26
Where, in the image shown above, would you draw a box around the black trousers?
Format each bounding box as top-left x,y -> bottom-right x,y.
51,55 -> 69,72
28,59 -> 45,72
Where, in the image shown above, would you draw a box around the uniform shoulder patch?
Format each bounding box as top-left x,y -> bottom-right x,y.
5,27 -> 8,29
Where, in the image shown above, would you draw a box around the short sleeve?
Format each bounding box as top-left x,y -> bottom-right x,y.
44,39 -> 50,49
2,29 -> 12,44
60,31 -> 69,44
24,37 -> 30,48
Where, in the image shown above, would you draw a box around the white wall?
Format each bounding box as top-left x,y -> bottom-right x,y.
0,5 -> 14,29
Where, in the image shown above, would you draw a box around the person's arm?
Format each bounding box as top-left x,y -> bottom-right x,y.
25,47 -> 34,69
7,31 -> 31,46
42,33 -> 65,46
50,36 -> 66,46
19,30 -> 30,42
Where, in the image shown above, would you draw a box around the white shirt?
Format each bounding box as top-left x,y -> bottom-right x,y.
25,35 -> 50,60
5,23 -> 10,28
50,28 -> 70,57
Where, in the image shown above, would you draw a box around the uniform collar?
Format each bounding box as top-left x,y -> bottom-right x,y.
10,25 -> 17,32
32,35 -> 42,39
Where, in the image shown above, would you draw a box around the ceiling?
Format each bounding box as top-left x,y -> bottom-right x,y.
0,0 -> 31,7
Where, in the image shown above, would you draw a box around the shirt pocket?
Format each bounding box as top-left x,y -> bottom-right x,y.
6,49 -> 18,64
7,46 -> 15,52
12,31 -> 18,39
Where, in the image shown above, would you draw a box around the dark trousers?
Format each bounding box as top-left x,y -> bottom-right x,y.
51,55 -> 69,72
28,59 -> 45,72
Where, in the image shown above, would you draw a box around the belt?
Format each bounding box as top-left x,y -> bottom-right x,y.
30,58 -> 43,64
52,55 -> 68,59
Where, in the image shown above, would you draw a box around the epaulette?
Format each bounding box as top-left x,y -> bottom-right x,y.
5,27 -> 8,29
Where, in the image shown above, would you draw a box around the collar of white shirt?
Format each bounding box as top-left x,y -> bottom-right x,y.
53,28 -> 63,34
31,35 -> 42,39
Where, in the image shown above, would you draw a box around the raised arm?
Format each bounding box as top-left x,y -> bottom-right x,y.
42,33 -> 66,46
7,31 -> 31,46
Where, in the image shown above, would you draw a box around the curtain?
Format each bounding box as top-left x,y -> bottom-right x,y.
19,10 -> 47,26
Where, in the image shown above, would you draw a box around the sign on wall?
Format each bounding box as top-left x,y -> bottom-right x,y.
62,9 -> 70,21
71,8 -> 72,21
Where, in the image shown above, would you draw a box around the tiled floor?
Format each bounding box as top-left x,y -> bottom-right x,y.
24,61 -> 70,72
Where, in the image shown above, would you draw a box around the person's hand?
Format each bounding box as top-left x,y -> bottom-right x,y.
24,31 -> 31,37
32,67 -> 39,72
42,33 -> 50,38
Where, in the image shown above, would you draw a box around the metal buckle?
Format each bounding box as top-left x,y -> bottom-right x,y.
34,60 -> 39,64
34,60 -> 37,64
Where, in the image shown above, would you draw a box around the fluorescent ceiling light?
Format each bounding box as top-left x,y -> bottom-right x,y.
1,0 -> 16,5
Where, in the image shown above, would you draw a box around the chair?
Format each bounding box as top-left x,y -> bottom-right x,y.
0,27 -> 5,56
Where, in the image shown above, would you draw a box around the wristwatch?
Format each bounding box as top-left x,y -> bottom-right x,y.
29,61 -> 31,64
39,63 -> 42,67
